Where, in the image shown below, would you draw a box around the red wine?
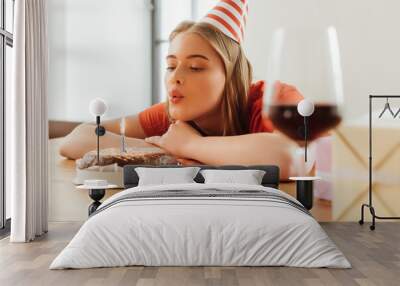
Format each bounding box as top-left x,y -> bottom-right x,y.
266,104 -> 342,141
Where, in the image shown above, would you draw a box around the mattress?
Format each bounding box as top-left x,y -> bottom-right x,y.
50,183 -> 351,269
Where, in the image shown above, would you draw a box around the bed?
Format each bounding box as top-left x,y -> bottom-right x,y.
50,164 -> 350,269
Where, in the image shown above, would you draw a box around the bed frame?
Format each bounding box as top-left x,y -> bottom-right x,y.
123,164 -> 280,189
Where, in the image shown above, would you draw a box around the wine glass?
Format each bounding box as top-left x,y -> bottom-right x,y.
263,26 -> 344,177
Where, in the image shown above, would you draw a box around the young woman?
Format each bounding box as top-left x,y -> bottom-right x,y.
59,2 -> 303,179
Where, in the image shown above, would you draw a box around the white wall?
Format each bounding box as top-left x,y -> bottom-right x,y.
47,0 -> 400,121
244,0 -> 400,119
48,0 -> 153,122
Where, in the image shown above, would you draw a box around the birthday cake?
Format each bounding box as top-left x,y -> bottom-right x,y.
76,146 -> 178,169
73,147 -> 179,186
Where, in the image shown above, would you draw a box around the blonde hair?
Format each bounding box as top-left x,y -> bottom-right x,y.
166,20 -> 253,135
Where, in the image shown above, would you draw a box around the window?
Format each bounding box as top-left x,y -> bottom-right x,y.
153,0 -> 217,103
47,0 -> 153,122
0,0 -> 14,236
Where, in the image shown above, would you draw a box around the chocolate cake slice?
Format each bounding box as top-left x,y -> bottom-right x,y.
76,147 -> 178,169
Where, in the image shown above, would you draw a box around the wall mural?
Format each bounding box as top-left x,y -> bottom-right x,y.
47,0 -> 400,223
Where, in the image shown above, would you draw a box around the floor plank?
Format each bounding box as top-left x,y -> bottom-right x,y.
0,222 -> 399,286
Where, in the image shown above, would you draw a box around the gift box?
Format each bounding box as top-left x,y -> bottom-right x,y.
331,112 -> 400,221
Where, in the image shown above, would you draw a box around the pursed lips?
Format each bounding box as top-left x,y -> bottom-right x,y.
169,90 -> 185,104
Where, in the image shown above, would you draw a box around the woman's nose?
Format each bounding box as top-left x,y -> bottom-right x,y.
170,67 -> 185,85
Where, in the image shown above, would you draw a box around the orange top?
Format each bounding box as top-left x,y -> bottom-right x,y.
138,81 -> 303,137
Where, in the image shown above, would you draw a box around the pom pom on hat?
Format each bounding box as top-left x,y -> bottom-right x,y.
201,0 -> 248,44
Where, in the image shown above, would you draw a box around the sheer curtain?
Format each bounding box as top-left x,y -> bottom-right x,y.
8,0 -> 48,242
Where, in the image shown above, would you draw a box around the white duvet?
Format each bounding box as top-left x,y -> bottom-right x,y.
50,183 -> 351,269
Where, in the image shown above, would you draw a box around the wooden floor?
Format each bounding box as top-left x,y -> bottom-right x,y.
0,222 -> 399,286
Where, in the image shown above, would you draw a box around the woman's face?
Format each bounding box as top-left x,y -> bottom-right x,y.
165,32 -> 226,122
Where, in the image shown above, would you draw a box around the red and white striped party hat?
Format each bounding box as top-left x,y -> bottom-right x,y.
201,0 -> 249,44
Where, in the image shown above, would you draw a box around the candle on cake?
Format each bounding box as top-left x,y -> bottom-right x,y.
120,117 -> 127,154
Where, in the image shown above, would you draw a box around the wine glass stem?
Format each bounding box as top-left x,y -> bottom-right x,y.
304,117 -> 308,162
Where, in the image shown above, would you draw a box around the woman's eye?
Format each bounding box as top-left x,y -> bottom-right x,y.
166,66 -> 204,72
190,67 -> 204,71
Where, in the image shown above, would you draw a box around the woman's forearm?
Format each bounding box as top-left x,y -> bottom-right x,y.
185,133 -> 296,179
59,123 -> 154,160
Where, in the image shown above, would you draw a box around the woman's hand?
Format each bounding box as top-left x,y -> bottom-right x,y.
176,158 -> 203,165
144,120 -> 202,158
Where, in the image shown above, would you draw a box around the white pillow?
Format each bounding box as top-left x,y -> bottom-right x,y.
135,167 -> 201,186
200,169 -> 266,185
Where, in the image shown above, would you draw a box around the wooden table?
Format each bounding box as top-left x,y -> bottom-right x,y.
49,138 -> 123,222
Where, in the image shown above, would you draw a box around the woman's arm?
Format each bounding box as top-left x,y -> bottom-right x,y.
185,133 -> 295,180
144,120 -> 297,180
99,115 -> 148,138
59,115 -> 154,160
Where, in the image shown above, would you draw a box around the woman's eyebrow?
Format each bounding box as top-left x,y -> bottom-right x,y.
186,54 -> 209,61
166,54 -> 209,61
